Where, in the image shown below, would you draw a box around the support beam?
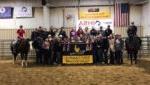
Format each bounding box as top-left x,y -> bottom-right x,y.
43,6 -> 50,29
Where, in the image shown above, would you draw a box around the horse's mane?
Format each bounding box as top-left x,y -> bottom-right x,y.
17,39 -> 30,52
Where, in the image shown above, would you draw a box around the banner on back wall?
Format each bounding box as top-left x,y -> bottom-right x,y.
0,7 -> 13,19
79,7 -> 111,20
15,6 -> 33,18
76,19 -> 114,30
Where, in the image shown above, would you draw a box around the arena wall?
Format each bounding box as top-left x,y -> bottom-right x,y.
0,0 -> 147,40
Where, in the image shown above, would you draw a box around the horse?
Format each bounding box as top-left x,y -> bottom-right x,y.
32,37 -> 44,64
10,39 -> 30,67
125,36 -> 142,64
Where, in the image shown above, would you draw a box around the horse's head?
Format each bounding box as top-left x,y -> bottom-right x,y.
32,37 -> 44,50
10,40 -> 19,55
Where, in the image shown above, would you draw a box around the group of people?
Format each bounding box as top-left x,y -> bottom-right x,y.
15,22 -> 138,65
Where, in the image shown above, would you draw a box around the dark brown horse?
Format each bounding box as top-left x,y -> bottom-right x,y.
10,39 -> 30,67
125,36 -> 142,64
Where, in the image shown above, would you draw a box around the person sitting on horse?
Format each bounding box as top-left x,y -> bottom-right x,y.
127,22 -> 137,37
16,25 -> 25,46
17,25 -> 25,39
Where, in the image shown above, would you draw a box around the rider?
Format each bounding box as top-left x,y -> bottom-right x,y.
127,22 -> 137,37
17,25 -> 25,40
16,25 -> 25,47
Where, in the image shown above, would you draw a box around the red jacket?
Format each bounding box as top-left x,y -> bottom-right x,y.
17,29 -> 25,38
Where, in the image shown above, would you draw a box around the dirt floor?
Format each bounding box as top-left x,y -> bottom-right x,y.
0,59 -> 150,85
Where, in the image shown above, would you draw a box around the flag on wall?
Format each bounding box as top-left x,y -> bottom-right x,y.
0,7 -> 13,19
15,6 -> 33,18
114,2 -> 129,27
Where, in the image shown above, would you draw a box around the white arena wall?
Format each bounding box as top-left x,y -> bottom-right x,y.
0,0 -> 148,39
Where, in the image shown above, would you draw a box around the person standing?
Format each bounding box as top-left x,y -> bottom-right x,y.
77,27 -> 84,37
59,27 -> 67,39
49,28 -> 56,38
95,35 -> 104,64
103,36 -> 109,64
31,28 -> 39,41
108,34 -> 115,64
42,38 -> 51,65
114,35 -> 124,64
104,25 -> 112,37
53,37 -> 63,65
90,27 -> 97,37
98,26 -> 105,36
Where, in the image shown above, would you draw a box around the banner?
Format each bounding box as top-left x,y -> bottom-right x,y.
63,55 -> 93,64
0,7 -> 13,19
15,6 -> 33,18
65,14 -> 75,27
79,7 -> 111,20
77,20 -> 113,30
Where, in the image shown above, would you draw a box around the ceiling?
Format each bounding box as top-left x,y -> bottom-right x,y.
1,0 -> 148,7
46,0 -> 149,7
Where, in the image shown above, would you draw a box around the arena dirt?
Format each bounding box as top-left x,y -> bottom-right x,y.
0,59 -> 150,85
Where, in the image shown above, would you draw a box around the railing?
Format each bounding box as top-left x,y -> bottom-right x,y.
0,37 -> 150,58
0,39 -> 35,58
122,37 -> 150,57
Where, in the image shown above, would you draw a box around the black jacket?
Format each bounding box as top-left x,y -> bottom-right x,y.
59,30 -> 67,38
104,28 -> 112,37
127,25 -> 137,36
31,31 -> 39,41
90,29 -> 97,36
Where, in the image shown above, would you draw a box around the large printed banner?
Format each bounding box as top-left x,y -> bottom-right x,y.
77,20 -> 113,30
79,7 -> 111,20
63,55 -> 93,64
15,6 -> 33,18
0,7 -> 13,19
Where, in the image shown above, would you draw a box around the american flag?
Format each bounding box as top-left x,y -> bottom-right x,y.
114,2 -> 129,27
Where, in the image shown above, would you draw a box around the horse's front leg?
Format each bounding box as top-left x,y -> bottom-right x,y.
25,53 -> 28,67
13,53 -> 17,64
130,53 -> 133,65
134,51 -> 138,64
21,53 -> 24,67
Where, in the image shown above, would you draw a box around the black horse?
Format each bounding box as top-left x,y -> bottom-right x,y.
32,37 -> 44,64
10,39 -> 30,67
125,36 -> 142,64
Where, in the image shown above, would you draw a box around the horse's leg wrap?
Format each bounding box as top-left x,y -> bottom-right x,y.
21,60 -> 25,67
